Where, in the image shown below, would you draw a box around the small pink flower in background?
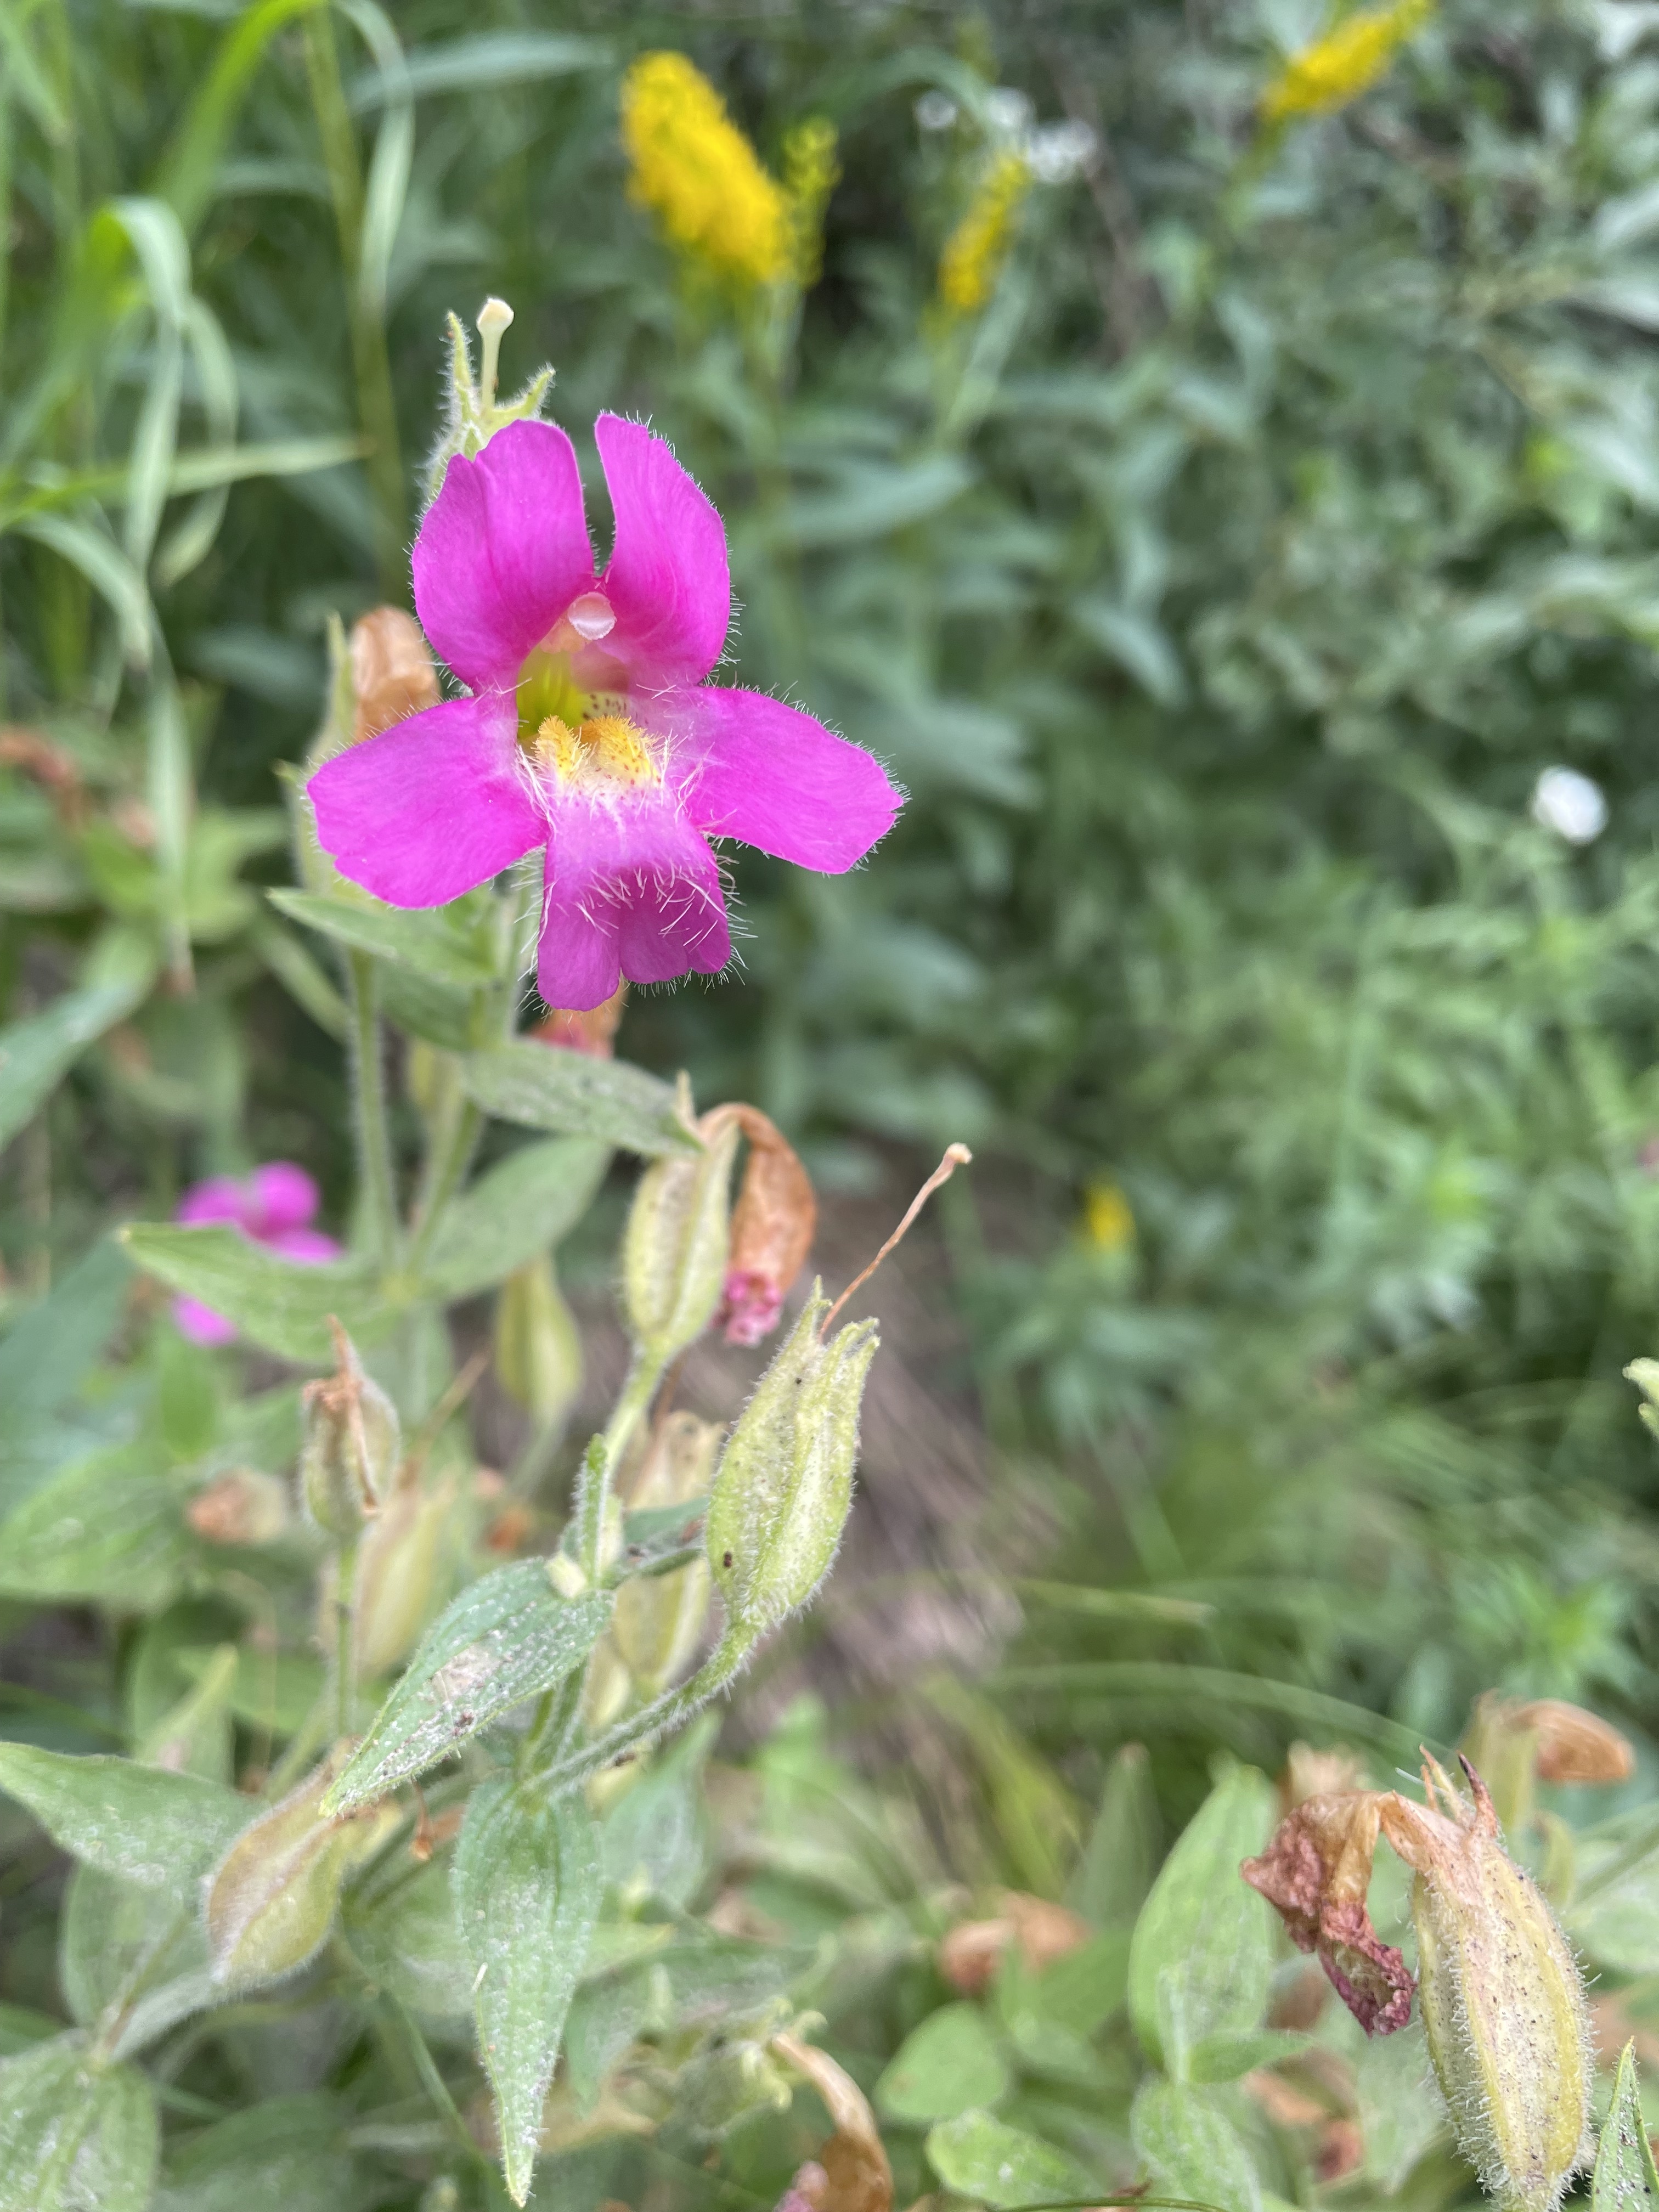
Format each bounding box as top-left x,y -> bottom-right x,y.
307,415 -> 901,1011
173,1163 -> 338,1345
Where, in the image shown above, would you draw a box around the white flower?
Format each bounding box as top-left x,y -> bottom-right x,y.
1025,119 -> 1099,183
984,86 -> 1034,136
915,91 -> 958,132
1531,765 -> 1608,845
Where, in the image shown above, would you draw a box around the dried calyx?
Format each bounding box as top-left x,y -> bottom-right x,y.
1244,1751 -> 1594,2212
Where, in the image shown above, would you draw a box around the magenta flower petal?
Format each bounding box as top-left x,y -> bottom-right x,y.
176,1177 -> 254,1231
308,693 -> 545,908
175,1295 -> 238,1346
248,1162 -> 319,1236
535,797 -> 730,1008
596,414 -> 730,689
680,687 -> 902,873
413,419 -> 595,691
269,1228 -> 341,1266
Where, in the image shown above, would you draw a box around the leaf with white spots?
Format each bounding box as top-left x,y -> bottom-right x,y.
454,1776 -> 603,2206
321,1562 -> 612,1814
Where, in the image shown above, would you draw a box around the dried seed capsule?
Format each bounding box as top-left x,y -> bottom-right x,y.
186,1468 -> 290,1547
705,1292 -> 878,1643
298,1322 -> 400,1537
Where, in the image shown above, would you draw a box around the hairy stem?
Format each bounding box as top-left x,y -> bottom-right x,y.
534,1632 -> 752,1799
346,950 -> 397,1267
333,1534 -> 358,1739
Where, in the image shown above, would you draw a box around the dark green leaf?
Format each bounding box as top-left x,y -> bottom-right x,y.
454,1776 -> 603,2205
323,1564 -> 612,1813
151,2094 -> 357,2212
601,1711 -> 718,1909
461,1040 -> 696,1155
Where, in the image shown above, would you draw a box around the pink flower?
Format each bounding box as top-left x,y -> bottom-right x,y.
173,1162 -> 338,1345
306,416 -> 901,1010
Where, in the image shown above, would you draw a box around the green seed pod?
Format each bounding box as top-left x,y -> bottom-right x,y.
348,1473 -> 457,1678
622,1113 -> 741,1364
494,1254 -> 583,1430
705,1291 -> 878,1642
205,1746 -> 397,1990
612,1412 -> 721,1696
1399,1758 -> 1593,2212
298,1324 -> 401,1538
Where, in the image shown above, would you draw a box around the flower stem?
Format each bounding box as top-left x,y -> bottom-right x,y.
533,1631 -> 752,1799
346,950 -> 397,1267
405,1094 -> 481,1275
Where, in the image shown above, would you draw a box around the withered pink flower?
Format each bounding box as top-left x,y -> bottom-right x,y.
307,417 -> 901,1009
173,1164 -> 337,1345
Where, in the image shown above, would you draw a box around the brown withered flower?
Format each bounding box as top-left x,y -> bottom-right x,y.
699,1103 -> 817,1346
771,2032 -> 891,2212
350,607 -> 438,744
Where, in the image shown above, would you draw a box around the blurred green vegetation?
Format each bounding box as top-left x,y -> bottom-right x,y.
9,0 -> 1659,2199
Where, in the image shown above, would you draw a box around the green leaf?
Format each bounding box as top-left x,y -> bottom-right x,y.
454,1776 -> 603,2206
461,1040 -> 697,1155
1131,2078 -> 1259,2212
151,2093 -> 357,2212
422,1137 -> 611,1300
0,2035 -> 159,2212
346,1857 -> 472,2022
376,961 -> 478,1051
323,1563 -> 613,1813
350,27 -> 610,106
925,2108 -> 1096,2209
120,1223 -> 385,1363
1127,1765 -> 1276,2077
268,887 -> 495,987
0,979 -> 144,1149
1070,1741 -> 1160,1929
877,2003 -> 1011,2124
1593,2041 -> 1659,2211
601,1711 -> 718,1909
0,1447 -> 194,1607
565,1962 -> 654,2116
0,1745 -> 251,1888
1188,2028 -> 1309,2084
1019,1930 -> 1132,2040
0,1240 -> 131,1515
60,1863 -> 206,2027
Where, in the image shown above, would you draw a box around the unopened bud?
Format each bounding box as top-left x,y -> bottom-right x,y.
187,1468 -> 290,1547
622,1111 -> 741,1364
1243,1756 -> 1593,2212
707,1105 -> 817,1347
705,1291 -> 878,1641
299,1322 -> 400,1537
494,1255 -> 583,1430
347,1473 -> 457,1678
205,1745 -> 397,1990
612,1412 -> 721,1695
350,607 -> 438,746
532,983 -> 627,1058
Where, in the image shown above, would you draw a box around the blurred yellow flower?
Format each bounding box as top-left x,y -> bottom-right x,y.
782,116 -> 840,290
1260,0 -> 1432,124
621,50 -> 791,288
938,148 -> 1031,316
1083,1180 -> 1136,1255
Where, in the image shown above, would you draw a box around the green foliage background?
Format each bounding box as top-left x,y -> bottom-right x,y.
10,0 -> 1659,2204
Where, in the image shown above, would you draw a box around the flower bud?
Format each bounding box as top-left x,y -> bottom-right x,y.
705,1292 -> 878,1641
612,1412 -> 721,1695
622,1111 -> 741,1364
1244,1756 -> 1593,2212
205,1745 -> 397,1990
299,1322 -> 401,1538
348,1472 -> 458,1678
187,1468 -> 290,1547
350,607 -> 438,746
708,1105 -> 817,1347
494,1255 -> 583,1431
533,984 -> 627,1058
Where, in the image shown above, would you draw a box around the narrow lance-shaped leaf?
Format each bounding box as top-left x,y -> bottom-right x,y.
324,1562 -> 613,1813
461,1039 -> 699,1155
0,1745 -> 252,1889
0,979 -> 145,1150
421,1136 -> 611,1300
454,1777 -> 603,2205
120,1223 -> 385,1363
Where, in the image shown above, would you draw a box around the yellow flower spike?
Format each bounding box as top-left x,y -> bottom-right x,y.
782,115 -> 840,289
621,50 -> 792,289
939,147 -> 1032,317
1084,1179 -> 1136,1256
1260,0 -> 1434,126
